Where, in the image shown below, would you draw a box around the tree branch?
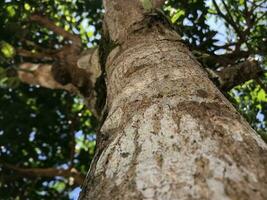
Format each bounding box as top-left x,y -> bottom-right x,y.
212,0 -> 245,45
16,48 -> 54,61
22,39 -> 59,54
221,0 -> 239,26
194,50 -> 250,67
24,14 -> 102,102
29,14 -> 81,48
17,49 -> 102,119
212,42 -> 237,51
16,14 -> 103,118
207,60 -> 263,90
1,162 -> 85,186
17,63 -> 79,93
248,0 -> 266,10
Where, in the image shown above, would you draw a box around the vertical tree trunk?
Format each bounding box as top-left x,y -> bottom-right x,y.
79,1 -> 267,199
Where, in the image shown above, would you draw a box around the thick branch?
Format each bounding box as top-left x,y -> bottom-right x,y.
193,50 -> 250,68
207,60 -> 263,90
17,63 -> 79,93
23,15 -> 104,114
1,162 -> 85,186
17,48 -> 102,119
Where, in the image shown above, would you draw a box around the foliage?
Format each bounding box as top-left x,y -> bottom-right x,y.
0,86 -> 97,199
0,0 -> 102,199
0,0 -> 266,199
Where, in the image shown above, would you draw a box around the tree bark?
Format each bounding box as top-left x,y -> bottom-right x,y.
79,0 -> 267,199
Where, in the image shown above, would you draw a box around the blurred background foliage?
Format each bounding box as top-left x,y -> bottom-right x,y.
0,0 -> 266,199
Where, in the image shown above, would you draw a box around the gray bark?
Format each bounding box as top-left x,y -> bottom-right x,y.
79,1 -> 267,199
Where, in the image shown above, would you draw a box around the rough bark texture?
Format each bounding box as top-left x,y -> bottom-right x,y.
79,0 -> 267,199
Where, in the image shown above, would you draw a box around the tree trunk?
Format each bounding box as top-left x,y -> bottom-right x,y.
79,1 -> 267,199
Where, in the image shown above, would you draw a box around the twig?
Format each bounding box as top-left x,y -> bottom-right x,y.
212,0 -> 242,37
212,42 -> 236,51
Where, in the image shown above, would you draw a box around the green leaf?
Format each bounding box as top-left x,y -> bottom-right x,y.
239,0 -> 245,5
24,3 -> 31,11
87,31 -> 94,38
171,10 -> 185,23
257,89 -> 267,102
52,181 -> 66,192
0,77 -> 20,89
6,5 -> 16,17
0,77 -> 8,87
0,41 -> 15,58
